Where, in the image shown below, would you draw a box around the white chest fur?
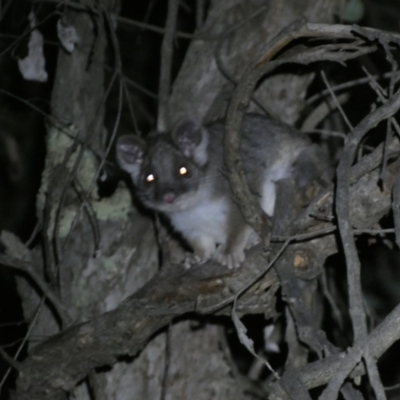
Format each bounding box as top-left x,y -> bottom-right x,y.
170,197 -> 228,246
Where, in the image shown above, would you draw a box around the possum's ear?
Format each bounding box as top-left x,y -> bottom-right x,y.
171,119 -> 209,167
116,135 -> 146,184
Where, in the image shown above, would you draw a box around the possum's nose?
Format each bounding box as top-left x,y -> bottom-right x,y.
163,191 -> 176,204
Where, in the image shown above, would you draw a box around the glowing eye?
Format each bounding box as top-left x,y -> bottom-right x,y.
179,167 -> 188,176
146,174 -> 155,183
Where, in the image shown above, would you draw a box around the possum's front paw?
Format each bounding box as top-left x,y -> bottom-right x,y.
183,253 -> 203,269
185,236 -> 217,268
213,246 -> 245,269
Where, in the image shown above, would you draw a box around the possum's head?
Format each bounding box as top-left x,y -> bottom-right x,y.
116,119 -> 209,213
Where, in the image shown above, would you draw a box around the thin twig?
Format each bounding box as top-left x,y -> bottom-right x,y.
320,269 -> 343,330
157,0 -> 180,132
0,297 -> 46,396
119,5 -> 268,42
320,70 -> 353,132
0,347 -> 20,371
361,67 -> 400,138
380,41 -> 398,186
0,254 -> 71,325
306,71 -> 400,105
304,129 -> 346,139
198,239 -> 290,314
118,15 -> 191,38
